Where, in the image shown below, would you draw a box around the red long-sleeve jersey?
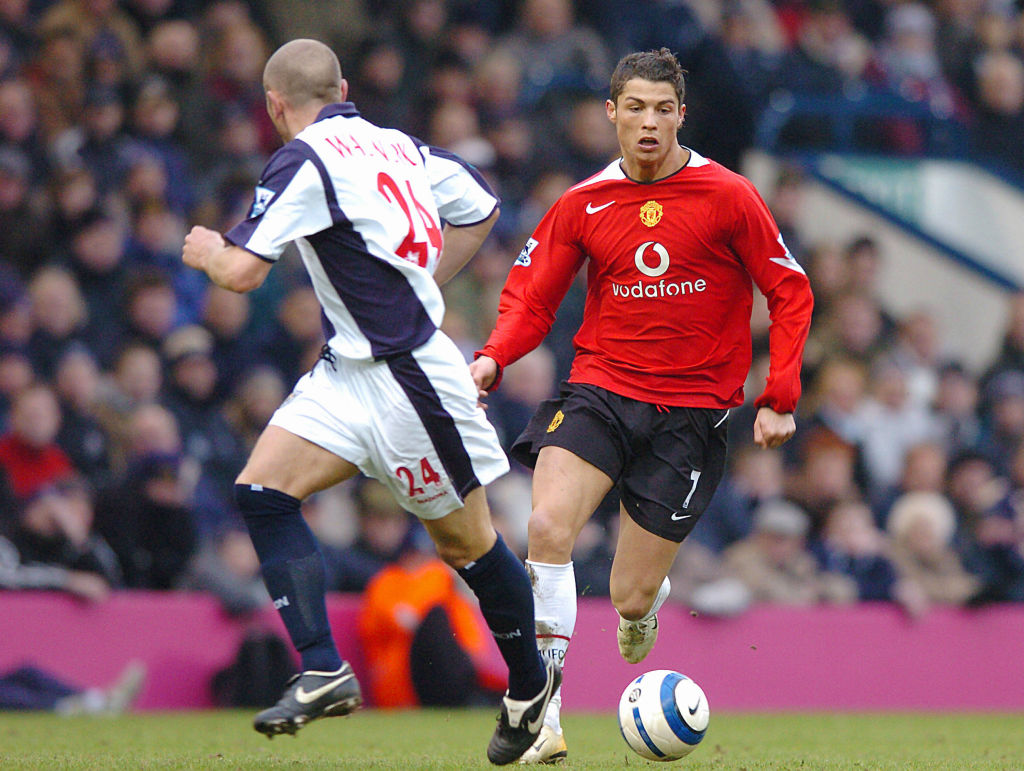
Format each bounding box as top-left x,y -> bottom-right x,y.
478,151 -> 813,414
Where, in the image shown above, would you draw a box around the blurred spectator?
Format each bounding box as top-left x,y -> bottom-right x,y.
815,499 -> 899,602
786,429 -> 861,530
356,532 -> 504,708
722,499 -> 857,605
202,20 -> 275,156
0,384 -> 77,508
487,346 -> 557,452
43,167 -> 102,257
161,324 -> 247,533
852,358 -> 939,502
888,309 -> 943,409
977,370 -> 1024,475
323,478 -> 422,593
877,440 -> 949,526
222,365 -> 286,453
27,266 -> 90,380
494,0 -> 611,106
981,291 -> 1024,401
6,479 -> 121,601
178,523 -> 267,615
774,0 -> 877,147
53,345 -> 113,489
969,50 -> 1024,177
200,285 -> 257,399
932,361 -> 983,455
0,145 -> 47,278
875,3 -> 960,152
692,444 -> 787,553
94,411 -> 197,589
886,491 -> 980,611
256,285 -> 324,387
122,268 -> 179,349
62,209 -> 131,365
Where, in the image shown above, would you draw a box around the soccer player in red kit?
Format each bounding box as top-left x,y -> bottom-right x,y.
469,48 -> 813,763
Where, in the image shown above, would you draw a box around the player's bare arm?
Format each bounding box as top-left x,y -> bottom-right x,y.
434,208 -> 500,286
753,406 -> 796,449
182,225 -> 272,293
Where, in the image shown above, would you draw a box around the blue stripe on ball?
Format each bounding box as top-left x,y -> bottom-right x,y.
631,706 -> 666,758
660,672 -> 706,746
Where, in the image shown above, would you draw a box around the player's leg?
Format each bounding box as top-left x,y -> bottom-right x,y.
520,445 -> 614,764
611,404 -> 730,664
609,512 -> 679,664
421,487 -> 559,766
236,390 -> 365,739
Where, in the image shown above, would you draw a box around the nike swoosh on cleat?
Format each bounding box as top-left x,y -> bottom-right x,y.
294,673 -> 354,704
525,677 -> 555,735
585,201 -> 614,214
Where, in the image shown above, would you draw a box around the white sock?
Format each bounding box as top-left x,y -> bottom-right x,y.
526,559 -> 576,735
621,576 -> 671,624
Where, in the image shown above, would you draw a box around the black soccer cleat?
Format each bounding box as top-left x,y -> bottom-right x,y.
253,662 -> 362,738
487,660 -> 562,765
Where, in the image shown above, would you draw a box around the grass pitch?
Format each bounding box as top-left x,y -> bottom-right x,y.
1,709 -> 1023,770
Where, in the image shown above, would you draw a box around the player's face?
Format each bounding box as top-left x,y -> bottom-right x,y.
606,78 -> 685,179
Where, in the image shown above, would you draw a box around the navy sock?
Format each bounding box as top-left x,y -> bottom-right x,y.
457,534 -> 546,700
235,484 -> 342,673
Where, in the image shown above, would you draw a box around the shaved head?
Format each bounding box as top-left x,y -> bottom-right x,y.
263,39 -> 343,107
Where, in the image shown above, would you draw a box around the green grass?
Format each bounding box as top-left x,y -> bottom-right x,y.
1,709 -> 1023,770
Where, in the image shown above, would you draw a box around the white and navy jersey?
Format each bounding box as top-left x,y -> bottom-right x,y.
226,102 -> 498,361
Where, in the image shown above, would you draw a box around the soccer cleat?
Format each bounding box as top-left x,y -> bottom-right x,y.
253,663 -> 362,738
487,660 -> 562,765
617,614 -> 659,664
517,725 -> 568,765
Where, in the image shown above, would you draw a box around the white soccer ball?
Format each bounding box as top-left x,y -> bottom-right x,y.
617,669 -> 709,762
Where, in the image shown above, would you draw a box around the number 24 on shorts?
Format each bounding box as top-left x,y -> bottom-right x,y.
395,457 -> 442,496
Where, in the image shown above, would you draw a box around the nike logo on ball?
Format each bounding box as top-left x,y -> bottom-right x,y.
294,673 -> 354,704
688,695 -> 702,715
585,201 -> 614,213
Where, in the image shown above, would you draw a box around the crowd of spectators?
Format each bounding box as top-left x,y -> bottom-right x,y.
0,0 -> 1023,621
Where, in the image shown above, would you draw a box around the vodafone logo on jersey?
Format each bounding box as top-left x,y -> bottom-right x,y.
612,241 -> 708,300
634,241 -> 669,276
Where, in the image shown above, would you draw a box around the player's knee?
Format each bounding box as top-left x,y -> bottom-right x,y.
611,585 -> 657,621
527,507 -> 575,561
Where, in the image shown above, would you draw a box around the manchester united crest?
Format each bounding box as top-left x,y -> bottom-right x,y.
546,410 -> 564,433
639,200 -> 663,227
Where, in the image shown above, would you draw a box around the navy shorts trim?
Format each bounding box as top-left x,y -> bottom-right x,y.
510,382 -> 729,542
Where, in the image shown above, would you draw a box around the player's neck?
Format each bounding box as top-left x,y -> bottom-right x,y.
621,145 -> 690,183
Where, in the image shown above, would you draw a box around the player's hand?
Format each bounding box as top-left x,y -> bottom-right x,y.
753,406 -> 796,449
182,226 -> 225,272
469,356 -> 498,402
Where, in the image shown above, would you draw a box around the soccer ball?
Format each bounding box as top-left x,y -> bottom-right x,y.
617,670 -> 709,761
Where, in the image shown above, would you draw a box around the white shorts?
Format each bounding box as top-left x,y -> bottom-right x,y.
268,331 -> 509,519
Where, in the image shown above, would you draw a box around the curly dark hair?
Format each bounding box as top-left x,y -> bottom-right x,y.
609,48 -> 686,105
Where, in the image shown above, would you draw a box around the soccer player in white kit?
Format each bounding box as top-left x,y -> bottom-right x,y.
182,39 -> 557,765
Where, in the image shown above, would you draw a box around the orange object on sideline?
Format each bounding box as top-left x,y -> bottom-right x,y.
356,556 -> 505,707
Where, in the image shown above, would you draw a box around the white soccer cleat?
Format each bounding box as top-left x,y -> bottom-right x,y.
617,614 -> 659,664
518,725 -> 568,765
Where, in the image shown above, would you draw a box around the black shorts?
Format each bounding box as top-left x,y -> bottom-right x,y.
510,382 -> 729,542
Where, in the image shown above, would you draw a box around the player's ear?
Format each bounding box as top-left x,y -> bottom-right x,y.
339,78 -> 350,102
606,98 -> 616,123
678,104 -> 686,128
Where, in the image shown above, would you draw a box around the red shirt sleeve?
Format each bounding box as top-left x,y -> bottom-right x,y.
477,197 -> 586,377
727,178 -> 814,415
